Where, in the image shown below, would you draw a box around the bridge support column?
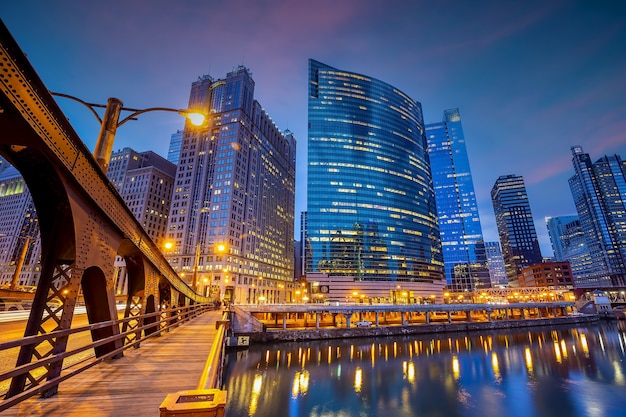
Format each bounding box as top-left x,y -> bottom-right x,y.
343,313 -> 353,328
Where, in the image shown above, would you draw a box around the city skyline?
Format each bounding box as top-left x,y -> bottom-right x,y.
1,1 -> 625,256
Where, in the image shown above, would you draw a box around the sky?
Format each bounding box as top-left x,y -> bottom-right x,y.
2,0 -> 626,256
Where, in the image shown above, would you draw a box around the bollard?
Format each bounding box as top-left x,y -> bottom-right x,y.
159,389 -> 227,417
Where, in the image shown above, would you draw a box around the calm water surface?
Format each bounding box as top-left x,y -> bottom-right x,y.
223,321 -> 626,417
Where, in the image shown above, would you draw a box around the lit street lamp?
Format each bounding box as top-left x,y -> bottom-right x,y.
51,93 -> 206,172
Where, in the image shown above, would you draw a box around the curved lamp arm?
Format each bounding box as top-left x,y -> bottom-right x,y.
51,92 -> 206,172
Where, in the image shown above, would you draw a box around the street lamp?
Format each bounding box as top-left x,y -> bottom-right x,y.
51,93 -> 206,172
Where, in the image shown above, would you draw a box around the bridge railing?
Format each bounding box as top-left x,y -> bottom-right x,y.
0,303 -> 216,412
159,310 -> 230,416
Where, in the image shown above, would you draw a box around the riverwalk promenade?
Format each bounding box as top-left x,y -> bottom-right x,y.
2,310 -> 224,417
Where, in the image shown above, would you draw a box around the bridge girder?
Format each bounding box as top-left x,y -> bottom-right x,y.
0,19 -> 207,398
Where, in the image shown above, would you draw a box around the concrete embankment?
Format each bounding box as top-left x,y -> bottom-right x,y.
230,311 -> 600,344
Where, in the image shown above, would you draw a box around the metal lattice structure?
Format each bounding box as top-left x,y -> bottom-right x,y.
0,20 -> 209,399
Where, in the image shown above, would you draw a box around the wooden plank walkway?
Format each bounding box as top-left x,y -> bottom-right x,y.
3,310 -> 224,417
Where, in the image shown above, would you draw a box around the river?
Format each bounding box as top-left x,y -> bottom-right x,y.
223,320 -> 626,417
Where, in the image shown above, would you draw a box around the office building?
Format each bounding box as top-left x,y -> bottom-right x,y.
108,148 -> 176,247
106,148 -> 176,295
569,146 -> 626,287
306,59 -> 444,302
167,130 -> 183,165
491,175 -> 542,286
426,108 -> 489,291
166,67 -> 296,304
520,261 -> 574,288
545,215 -> 578,261
546,215 -> 595,287
485,241 -> 507,286
0,164 -> 41,288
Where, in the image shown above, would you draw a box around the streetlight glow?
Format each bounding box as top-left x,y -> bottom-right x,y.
183,111 -> 206,126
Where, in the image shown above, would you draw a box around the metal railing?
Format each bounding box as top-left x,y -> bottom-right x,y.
0,303 -> 215,412
159,310 -> 230,416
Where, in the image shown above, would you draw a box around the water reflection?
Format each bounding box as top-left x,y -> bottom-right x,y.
223,321 -> 626,417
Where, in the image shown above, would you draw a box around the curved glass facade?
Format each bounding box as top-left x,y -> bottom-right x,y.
306,59 -> 443,283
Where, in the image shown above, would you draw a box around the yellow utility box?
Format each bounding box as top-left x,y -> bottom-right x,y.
159,389 -> 227,417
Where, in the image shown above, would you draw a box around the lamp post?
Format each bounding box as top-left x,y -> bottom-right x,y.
51,92 -> 206,172
164,241 -> 226,297
0,233 -> 39,290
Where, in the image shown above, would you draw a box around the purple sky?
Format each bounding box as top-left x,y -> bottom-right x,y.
2,1 -> 626,255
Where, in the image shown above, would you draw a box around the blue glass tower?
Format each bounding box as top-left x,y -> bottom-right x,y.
569,146 -> 626,287
307,60 -> 443,284
426,109 -> 489,291
546,215 -> 594,287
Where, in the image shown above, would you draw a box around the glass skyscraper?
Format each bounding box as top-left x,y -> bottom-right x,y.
307,59 -> 443,285
491,174 -> 542,286
545,215 -> 594,287
569,146 -> 626,287
426,109 -> 489,291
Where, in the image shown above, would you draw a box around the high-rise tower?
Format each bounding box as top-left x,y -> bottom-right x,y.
307,59 -> 443,298
167,67 -> 296,303
569,146 -> 626,287
545,215 -> 594,287
426,108 -> 489,291
490,174 -> 542,286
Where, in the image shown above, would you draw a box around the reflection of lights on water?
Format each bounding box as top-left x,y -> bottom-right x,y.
287,352 -> 292,368
354,367 -> 363,392
613,361 -> 625,385
249,374 -> 263,415
524,347 -> 533,374
265,349 -> 271,364
371,343 -> 376,367
581,334 -> 589,357
599,334 -> 606,352
491,352 -> 500,380
350,345 -> 355,361
393,341 -> 398,358
560,340 -> 568,359
452,356 -> 460,379
328,346 -> 332,364
402,361 -> 415,383
291,370 -> 310,399
253,374 -> 263,393
554,341 -> 562,363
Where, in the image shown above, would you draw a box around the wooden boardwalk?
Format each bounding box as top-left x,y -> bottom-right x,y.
3,310 -> 224,417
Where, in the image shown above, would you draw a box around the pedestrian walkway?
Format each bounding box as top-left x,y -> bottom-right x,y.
3,310 -> 224,417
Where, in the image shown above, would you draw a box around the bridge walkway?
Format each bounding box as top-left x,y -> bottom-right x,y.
2,310 -> 225,417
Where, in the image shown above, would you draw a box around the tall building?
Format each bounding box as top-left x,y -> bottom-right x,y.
167,130 -> 183,165
166,67 -> 296,304
569,146 -> 626,287
485,241 -> 507,286
306,59 -> 444,301
426,108 -> 489,291
491,175 -> 542,286
106,148 -> 176,295
108,148 -> 176,248
546,215 -> 595,287
0,164 -> 41,287
545,215 -> 578,261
